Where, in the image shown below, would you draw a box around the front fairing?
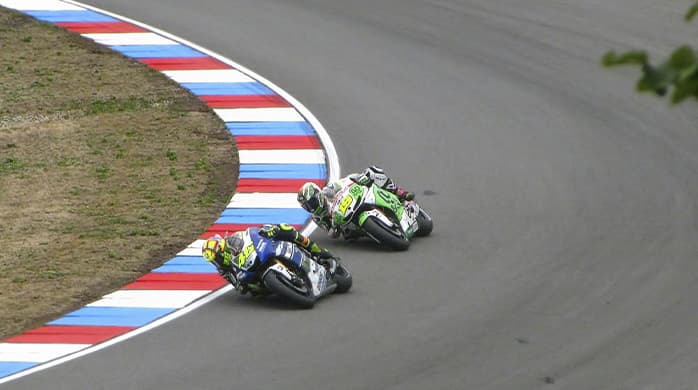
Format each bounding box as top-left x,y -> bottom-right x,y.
235,229 -> 307,283
330,183 -> 368,226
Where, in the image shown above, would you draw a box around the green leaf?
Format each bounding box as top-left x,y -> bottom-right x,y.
636,64 -> 670,96
666,46 -> 696,69
602,50 -> 648,67
686,2 -> 698,21
670,78 -> 698,104
677,62 -> 698,82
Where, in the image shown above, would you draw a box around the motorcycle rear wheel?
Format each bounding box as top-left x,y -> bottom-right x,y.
263,271 -> 316,309
362,216 -> 410,251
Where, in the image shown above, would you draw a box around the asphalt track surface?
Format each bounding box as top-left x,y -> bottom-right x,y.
6,1 -> 698,389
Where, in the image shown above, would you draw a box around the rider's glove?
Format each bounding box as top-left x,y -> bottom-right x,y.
259,224 -> 278,238
353,173 -> 372,186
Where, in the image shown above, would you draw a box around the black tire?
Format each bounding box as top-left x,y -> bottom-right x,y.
263,270 -> 316,309
362,216 -> 410,251
333,263 -> 353,294
416,208 -> 434,237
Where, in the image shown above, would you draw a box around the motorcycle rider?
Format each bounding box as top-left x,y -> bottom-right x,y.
201,223 -> 337,294
297,166 -> 415,239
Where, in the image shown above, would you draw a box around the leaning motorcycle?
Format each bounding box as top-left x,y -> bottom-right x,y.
224,228 -> 352,308
329,181 -> 434,250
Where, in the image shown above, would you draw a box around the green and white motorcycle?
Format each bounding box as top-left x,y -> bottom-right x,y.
329,181 -> 433,250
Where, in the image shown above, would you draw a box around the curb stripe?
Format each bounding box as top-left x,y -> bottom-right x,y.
25,10 -> 116,22
0,363 -> 38,377
48,307 -> 176,327
182,82 -> 275,96
203,95 -> 290,108
151,260 -> 217,274
86,290 -> 212,309
0,344 -> 90,362
228,193 -> 300,208
235,136 -> 321,150
0,0 -> 80,10
235,178 -> 326,192
140,57 -> 231,70
56,21 -> 147,33
4,326 -> 135,344
163,69 -> 255,83
84,32 -> 178,46
226,122 -> 315,136
215,107 -> 304,122
239,163 -> 326,179
0,0 -> 339,383
239,149 -> 325,164
202,224 -> 304,239
110,44 -> 206,58
215,208 -> 309,225
122,273 -> 228,290
176,245 -> 207,258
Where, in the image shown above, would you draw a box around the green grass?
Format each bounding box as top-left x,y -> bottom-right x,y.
0,157 -> 26,173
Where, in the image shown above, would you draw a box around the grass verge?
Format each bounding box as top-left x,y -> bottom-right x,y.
0,8 -> 238,339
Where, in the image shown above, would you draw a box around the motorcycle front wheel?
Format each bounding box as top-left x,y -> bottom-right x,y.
263,270 -> 316,309
362,216 -> 410,251
333,263 -> 353,294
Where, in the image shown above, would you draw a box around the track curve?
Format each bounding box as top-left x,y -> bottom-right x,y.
5,1 -> 698,389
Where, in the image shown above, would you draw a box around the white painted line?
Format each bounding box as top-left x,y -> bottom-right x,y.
86,290 -> 210,309
0,0 -> 82,10
162,69 -> 254,84
82,32 -> 178,46
228,193 -> 300,209
0,343 -> 89,363
238,149 -> 325,164
214,108 -> 304,122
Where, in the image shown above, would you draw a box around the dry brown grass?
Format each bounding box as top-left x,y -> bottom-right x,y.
0,8 -> 237,338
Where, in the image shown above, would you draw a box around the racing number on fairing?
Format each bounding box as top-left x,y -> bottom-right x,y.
237,243 -> 255,269
349,184 -> 363,197
338,194 -> 354,215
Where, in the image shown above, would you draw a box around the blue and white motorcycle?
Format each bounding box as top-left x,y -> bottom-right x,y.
225,227 -> 352,308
